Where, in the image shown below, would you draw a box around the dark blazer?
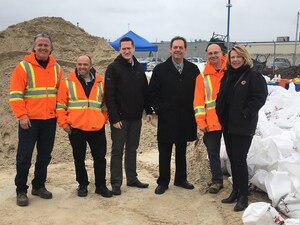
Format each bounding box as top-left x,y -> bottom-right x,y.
104,54 -> 152,124
149,57 -> 200,143
216,67 -> 268,136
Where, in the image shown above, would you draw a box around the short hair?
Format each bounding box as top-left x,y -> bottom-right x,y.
206,37 -> 227,53
32,32 -> 53,52
170,36 -> 187,49
227,45 -> 253,68
119,37 -> 134,48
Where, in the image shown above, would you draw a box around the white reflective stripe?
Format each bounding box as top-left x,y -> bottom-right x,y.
205,101 -> 216,109
203,74 -> 212,102
9,91 -> 24,101
194,106 -> 206,116
54,63 -> 60,86
67,80 -> 77,100
21,61 -> 35,88
56,102 -> 67,110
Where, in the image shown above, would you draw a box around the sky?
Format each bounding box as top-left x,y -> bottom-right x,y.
0,0 -> 299,43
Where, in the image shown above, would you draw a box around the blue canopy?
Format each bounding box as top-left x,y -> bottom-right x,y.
110,30 -> 158,52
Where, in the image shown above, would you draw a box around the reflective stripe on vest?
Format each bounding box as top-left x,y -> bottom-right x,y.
203,74 -> 216,109
20,60 -> 59,98
66,80 -> 103,110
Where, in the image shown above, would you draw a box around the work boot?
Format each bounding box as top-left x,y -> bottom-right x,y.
95,185 -> 113,198
17,193 -> 29,206
208,183 -> 223,194
32,187 -> 52,199
77,185 -> 88,197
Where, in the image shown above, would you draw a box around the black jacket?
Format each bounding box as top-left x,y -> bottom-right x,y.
104,54 -> 152,123
149,57 -> 200,143
216,65 -> 268,136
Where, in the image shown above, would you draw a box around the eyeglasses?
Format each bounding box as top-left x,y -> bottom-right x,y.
207,51 -> 221,56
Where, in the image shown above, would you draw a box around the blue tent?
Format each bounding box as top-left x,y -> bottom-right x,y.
110,30 -> 158,52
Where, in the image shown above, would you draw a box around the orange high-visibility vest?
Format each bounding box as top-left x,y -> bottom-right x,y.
56,72 -> 108,131
193,56 -> 226,131
9,52 -> 62,120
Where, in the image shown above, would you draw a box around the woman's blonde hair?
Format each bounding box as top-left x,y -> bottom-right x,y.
226,45 -> 253,68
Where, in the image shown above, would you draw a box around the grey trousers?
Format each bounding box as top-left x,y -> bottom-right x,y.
110,119 -> 142,187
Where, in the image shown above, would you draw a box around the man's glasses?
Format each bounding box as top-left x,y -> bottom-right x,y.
34,32 -> 51,41
207,51 -> 221,56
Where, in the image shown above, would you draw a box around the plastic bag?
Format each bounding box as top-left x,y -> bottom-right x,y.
242,202 -> 284,225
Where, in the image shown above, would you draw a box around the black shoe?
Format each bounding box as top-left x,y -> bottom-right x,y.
234,195 -> 248,212
127,179 -> 149,188
77,185 -> 88,197
17,193 -> 28,206
221,190 -> 238,203
155,185 -> 168,195
174,181 -> 194,190
32,187 -> 52,199
95,185 -> 113,198
112,186 -> 121,195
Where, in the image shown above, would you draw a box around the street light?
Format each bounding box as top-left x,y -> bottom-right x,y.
226,0 -> 232,50
293,11 -> 299,66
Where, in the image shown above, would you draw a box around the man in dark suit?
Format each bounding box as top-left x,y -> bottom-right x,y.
149,36 -> 200,194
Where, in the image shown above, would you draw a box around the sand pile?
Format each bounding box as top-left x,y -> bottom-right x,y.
0,17 -> 119,166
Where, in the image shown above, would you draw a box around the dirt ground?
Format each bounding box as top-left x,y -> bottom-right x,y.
0,17 -> 269,225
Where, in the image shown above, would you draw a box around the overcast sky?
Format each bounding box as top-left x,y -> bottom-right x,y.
0,0 -> 299,43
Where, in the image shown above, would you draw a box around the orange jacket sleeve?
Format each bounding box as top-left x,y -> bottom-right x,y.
193,74 -> 207,129
56,79 -> 69,129
9,63 -> 29,120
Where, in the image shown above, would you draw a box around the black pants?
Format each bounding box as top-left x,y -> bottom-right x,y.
203,131 -> 223,184
223,132 -> 253,196
157,141 -> 187,186
69,127 -> 107,187
15,118 -> 56,193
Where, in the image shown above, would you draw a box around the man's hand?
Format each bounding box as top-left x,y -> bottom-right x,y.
19,118 -> 31,129
146,114 -> 153,123
63,125 -> 72,135
200,128 -> 208,133
113,121 -> 122,129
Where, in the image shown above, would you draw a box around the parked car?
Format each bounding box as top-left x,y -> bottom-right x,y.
274,58 -> 291,67
263,61 -> 291,74
187,57 -> 206,72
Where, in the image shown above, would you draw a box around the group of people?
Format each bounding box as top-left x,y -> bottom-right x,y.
9,32 -> 268,212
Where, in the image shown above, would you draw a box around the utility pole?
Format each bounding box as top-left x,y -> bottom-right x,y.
226,0 -> 232,50
293,11 -> 299,66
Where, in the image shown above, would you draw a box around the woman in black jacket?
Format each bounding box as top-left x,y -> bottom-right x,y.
216,45 -> 268,211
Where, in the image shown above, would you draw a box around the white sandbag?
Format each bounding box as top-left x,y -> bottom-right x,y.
271,134 -> 294,157
265,170 -> 292,207
284,219 -> 300,225
249,169 -> 268,193
220,140 -> 230,175
242,202 -> 284,225
291,120 -> 300,139
277,155 -> 300,192
247,138 -> 282,174
277,193 -> 300,219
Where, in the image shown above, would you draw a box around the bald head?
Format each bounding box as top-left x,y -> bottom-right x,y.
76,55 -> 92,77
207,44 -> 223,69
